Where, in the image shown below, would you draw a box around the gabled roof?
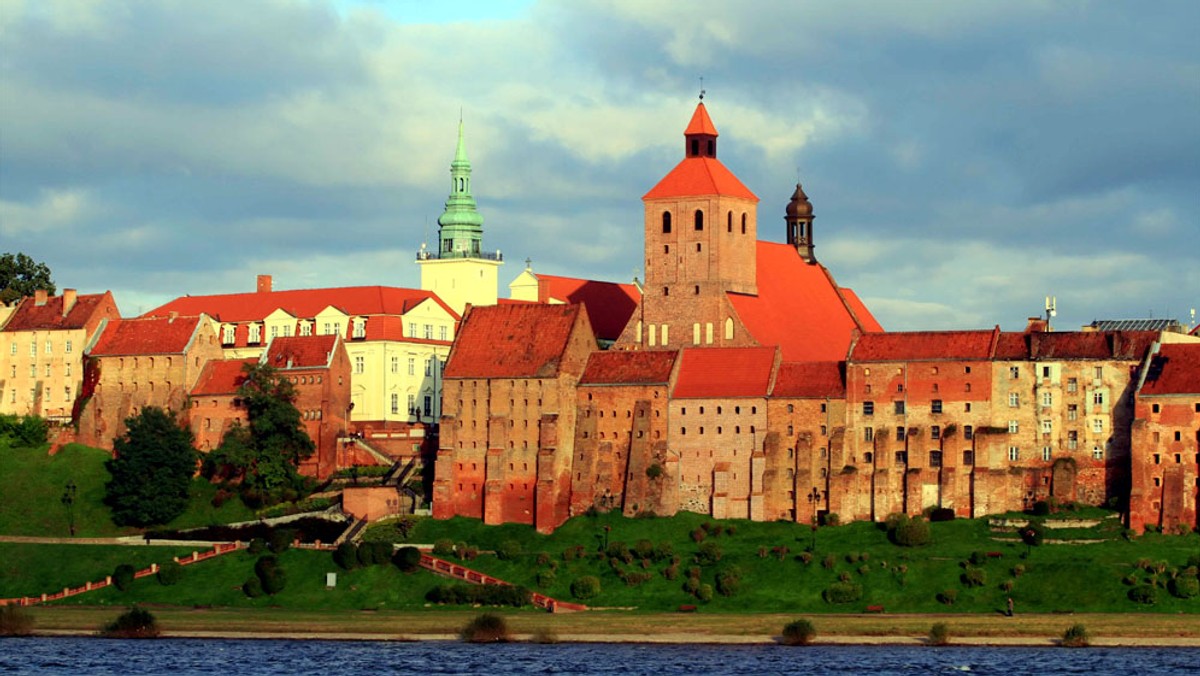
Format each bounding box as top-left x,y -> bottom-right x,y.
994,331 -> 1158,361
444,304 -> 584,379
673,346 -> 776,399
1140,344 -> 1200,396
643,157 -> 757,200
2,292 -> 115,331
535,274 -> 640,342
191,358 -> 256,396
144,285 -> 459,324
89,315 -> 207,356
727,242 -> 883,361
684,102 -> 719,136
264,334 -> 339,370
771,361 -> 846,398
850,330 -> 997,362
581,350 -> 677,385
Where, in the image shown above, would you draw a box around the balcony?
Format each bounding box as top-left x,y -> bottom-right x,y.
416,250 -> 503,262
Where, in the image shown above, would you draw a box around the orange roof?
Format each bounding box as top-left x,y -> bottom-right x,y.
89,315 -> 206,356
191,358 -> 256,396
850,330 -> 997,362
581,350 -> 677,385
265,334 -> 339,370
994,331 -> 1158,361
144,285 -> 459,324
771,361 -> 845,398
536,274 -> 640,342
673,346 -> 776,399
643,157 -> 757,200
727,242 -> 883,361
444,304 -> 585,379
685,102 -> 718,136
2,292 -> 115,331
1140,343 -> 1200,396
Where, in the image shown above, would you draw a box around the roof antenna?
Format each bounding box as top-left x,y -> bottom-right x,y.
698,76 -> 705,101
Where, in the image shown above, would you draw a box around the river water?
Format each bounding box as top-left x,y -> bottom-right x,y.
1,638 -> 1196,675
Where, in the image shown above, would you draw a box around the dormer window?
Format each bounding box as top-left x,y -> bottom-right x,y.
221,325 -> 236,345
352,319 -> 366,339
248,324 -> 262,344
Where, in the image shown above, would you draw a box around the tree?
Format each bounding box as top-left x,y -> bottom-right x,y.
105,407 -> 197,527
0,252 -> 55,304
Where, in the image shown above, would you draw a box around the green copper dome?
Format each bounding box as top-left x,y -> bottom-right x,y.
436,120 -> 484,257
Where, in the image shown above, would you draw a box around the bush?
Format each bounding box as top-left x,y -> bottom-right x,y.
570,575 -> 601,600
1128,585 -> 1157,605
255,555 -> 287,595
496,539 -> 523,561
821,581 -> 863,604
112,564 -> 136,592
433,539 -> 455,557
269,528 -> 296,553
936,589 -> 958,606
101,607 -> 159,638
427,584 -> 530,607
961,567 -> 987,588
690,527 -> 707,543
460,613 -> 510,643
1168,576 -> 1200,599
0,605 -> 33,636
781,619 -> 816,646
715,566 -> 742,597
695,541 -> 723,565
1020,523 -> 1045,548
392,546 -> 422,573
1061,624 -> 1090,648
536,570 -> 556,588
821,513 -> 840,527
1011,564 -> 1026,577
928,622 -> 951,646
333,542 -> 360,570
1031,500 -> 1052,517
358,542 -> 392,566
969,551 -> 987,566
646,463 -> 664,480
242,576 -> 264,598
696,583 -> 714,602
247,538 -> 267,555
156,560 -> 183,586
928,507 -> 956,522
889,515 -> 932,547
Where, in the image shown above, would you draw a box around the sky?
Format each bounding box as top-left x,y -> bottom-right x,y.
1,0 -> 1197,332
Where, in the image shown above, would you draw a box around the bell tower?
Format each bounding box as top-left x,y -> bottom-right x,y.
785,183 -> 816,264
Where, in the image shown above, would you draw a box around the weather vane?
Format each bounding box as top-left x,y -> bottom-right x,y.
699,76 -> 705,101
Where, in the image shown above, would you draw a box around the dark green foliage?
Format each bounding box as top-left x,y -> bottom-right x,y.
459,613 -> 510,643
0,605 -> 34,636
156,560 -> 183,586
1032,500 -> 1052,517
887,514 -> 932,547
427,583 -> 531,607
821,581 -> 863,604
254,555 -> 287,595
101,607 -> 159,638
781,618 -> 816,646
695,541 -> 723,565
357,541 -> 392,566
247,538 -> 267,555
821,513 -> 840,527
936,589 -> 958,605
0,414 -> 49,447
969,551 -> 988,566
570,575 -> 601,600
690,527 -> 707,543
0,252 -> 55,304
634,539 -> 655,560
112,564 -> 136,592
536,569 -> 556,588
1128,585 -> 1157,605
269,528 -> 296,554
392,546 -> 421,572
715,565 -> 742,597
1168,575 -> 1199,599
104,408 -> 197,527
928,508 -> 956,523
242,576 -> 264,598
696,583 -> 714,602
645,463 -> 663,480
1021,522 -> 1045,547
1061,624 -> 1090,648
333,542 -> 360,570
928,622 -> 950,646
496,539 -> 523,561
961,567 -> 987,588
433,539 -> 455,557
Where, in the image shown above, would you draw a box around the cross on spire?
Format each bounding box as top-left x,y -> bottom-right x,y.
699,76 -> 705,101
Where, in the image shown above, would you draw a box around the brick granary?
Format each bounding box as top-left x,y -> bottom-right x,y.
434,101 -> 1200,534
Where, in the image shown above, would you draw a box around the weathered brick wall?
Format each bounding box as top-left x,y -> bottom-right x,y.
1131,396 -> 1199,532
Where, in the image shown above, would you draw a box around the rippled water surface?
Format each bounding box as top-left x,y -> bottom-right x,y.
2,639 -> 1197,675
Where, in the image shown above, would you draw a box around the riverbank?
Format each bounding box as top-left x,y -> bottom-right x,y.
21,607 -> 1200,646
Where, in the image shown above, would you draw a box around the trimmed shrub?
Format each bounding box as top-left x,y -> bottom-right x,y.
112,564 -> 136,592
333,542 -> 360,570
247,538 -> 267,555
242,576 -> 264,598
936,589 -> 958,606
1011,564 -> 1026,577
1020,523 -> 1045,548
101,607 -> 159,638
889,515 -> 932,547
1031,500 -> 1052,517
536,569 -> 556,588
715,566 -> 743,597
634,539 -> 655,560
433,539 -> 455,557
969,551 -> 987,566
255,555 -> 287,595
696,583 -> 714,602
822,554 -> 836,569
570,575 -> 601,600
781,618 -> 816,646
928,622 -> 951,646
690,527 -> 707,543
928,507 -> 955,522
1128,585 -> 1157,605
1168,576 -> 1200,599
535,551 -> 553,566
496,539 -> 523,561
460,613 -> 509,643
268,528 -> 296,554
655,542 -> 675,561
821,581 -> 863,604
821,513 -> 840,527
427,584 -> 530,607
392,546 -> 422,572
0,605 -> 34,636
961,567 -> 987,588
695,541 -> 723,565
682,577 -> 700,594
1061,624 -> 1090,648
156,560 -> 183,586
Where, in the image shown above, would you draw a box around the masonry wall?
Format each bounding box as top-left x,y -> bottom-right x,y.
1130,396 -> 1200,533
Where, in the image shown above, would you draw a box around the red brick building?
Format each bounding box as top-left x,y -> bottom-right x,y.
1131,342 -> 1200,533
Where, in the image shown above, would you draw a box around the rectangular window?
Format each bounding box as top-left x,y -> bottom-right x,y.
249,325 -> 262,343
963,450 -> 975,465
408,322 -> 416,338
354,356 -> 365,374
300,323 -> 312,336
1008,420 -> 1019,434
1008,446 -> 1020,462
894,401 -> 905,415
9,343 -> 14,355
931,399 -> 943,414
391,356 -> 399,374
439,326 -> 448,341
1008,392 -> 1019,407
863,401 -> 874,416
270,325 -> 279,338
1092,419 -> 1103,433
1041,420 -> 1052,434
29,364 -> 36,378
424,359 -> 432,377
45,340 -> 52,354
391,393 -> 399,414
45,364 -> 51,377
1041,392 -> 1052,407
1094,366 -> 1103,380
1009,366 -> 1020,379
864,427 -> 874,442
353,321 -> 366,339
1067,404 -> 1078,421
896,426 -> 906,441
222,325 -> 236,343
283,325 -> 292,337
964,425 -> 973,440
423,324 -> 433,340
407,394 -> 416,414
64,386 -> 71,401
1093,392 -> 1104,406
1042,366 -> 1051,378
1068,431 -> 1078,450
1092,447 -> 1104,460
407,358 -> 415,376
894,451 -> 908,464
65,340 -> 73,354
1067,377 -> 1077,392
964,402 -> 972,412
30,342 -> 36,356
931,425 -> 941,440
930,451 -> 943,467
423,396 -> 433,417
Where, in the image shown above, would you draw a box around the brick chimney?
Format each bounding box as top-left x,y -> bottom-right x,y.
257,275 -> 273,294
34,289 -> 48,306
61,289 -> 77,316
1024,317 -> 1048,334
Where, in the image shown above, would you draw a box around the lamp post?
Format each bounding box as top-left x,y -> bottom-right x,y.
806,487 -> 821,551
61,480 -> 77,537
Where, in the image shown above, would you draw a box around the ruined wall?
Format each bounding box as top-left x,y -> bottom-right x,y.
1131,396 -> 1199,533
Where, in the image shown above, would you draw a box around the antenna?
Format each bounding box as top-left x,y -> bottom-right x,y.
1044,295 -> 1057,327
699,76 -> 705,101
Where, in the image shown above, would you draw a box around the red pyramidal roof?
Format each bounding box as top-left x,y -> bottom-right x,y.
581,349 -> 677,385
444,303 -> 588,379
89,315 -> 207,356
1140,343 -> 1200,396
534,274 -> 640,342
727,242 -> 883,361
643,157 -> 757,200
685,102 -> 719,136
673,346 -> 777,399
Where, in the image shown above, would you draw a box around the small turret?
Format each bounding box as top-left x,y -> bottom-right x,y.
785,183 -> 815,263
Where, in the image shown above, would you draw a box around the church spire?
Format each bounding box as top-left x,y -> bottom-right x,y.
435,119 -> 485,258
785,182 -> 816,263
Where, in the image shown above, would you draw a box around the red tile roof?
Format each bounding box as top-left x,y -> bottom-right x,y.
1140,343 -> 1200,396
581,350 -> 677,385
673,346 -> 777,399
684,102 -> 719,136
191,358 -> 256,396
89,315 -> 207,356
2,292 -> 115,331
727,242 -> 883,361
643,157 -> 757,200
850,330 -> 998,362
771,361 -> 846,398
535,275 -> 640,342
994,331 -> 1158,361
444,304 -> 584,379
265,334 -> 339,370
144,286 -> 459,325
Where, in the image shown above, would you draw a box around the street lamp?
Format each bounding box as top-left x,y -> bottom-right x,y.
806,487 -> 821,551
61,480 -> 77,537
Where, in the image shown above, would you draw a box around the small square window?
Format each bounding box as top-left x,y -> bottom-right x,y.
894,401 -> 905,415
931,399 -> 943,414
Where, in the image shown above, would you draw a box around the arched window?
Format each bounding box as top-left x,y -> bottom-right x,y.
741,213 -> 747,234
662,211 -> 672,233
727,211 -> 733,232
724,318 -> 734,340
694,209 -> 704,231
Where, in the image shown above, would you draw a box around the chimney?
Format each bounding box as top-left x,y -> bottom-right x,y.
257,275 -> 273,294
61,289 -> 77,316
34,289 -> 48,306
1024,317 -> 1048,334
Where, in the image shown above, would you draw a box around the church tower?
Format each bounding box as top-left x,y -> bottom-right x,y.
418,119 -> 503,315
785,183 -> 816,264
632,100 -> 759,349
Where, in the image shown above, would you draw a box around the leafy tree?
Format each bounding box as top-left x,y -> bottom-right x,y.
0,252 -> 55,305
105,408 -> 197,527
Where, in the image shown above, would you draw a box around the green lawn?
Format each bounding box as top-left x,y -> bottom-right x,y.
0,543 -> 198,598
0,441 -> 254,537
